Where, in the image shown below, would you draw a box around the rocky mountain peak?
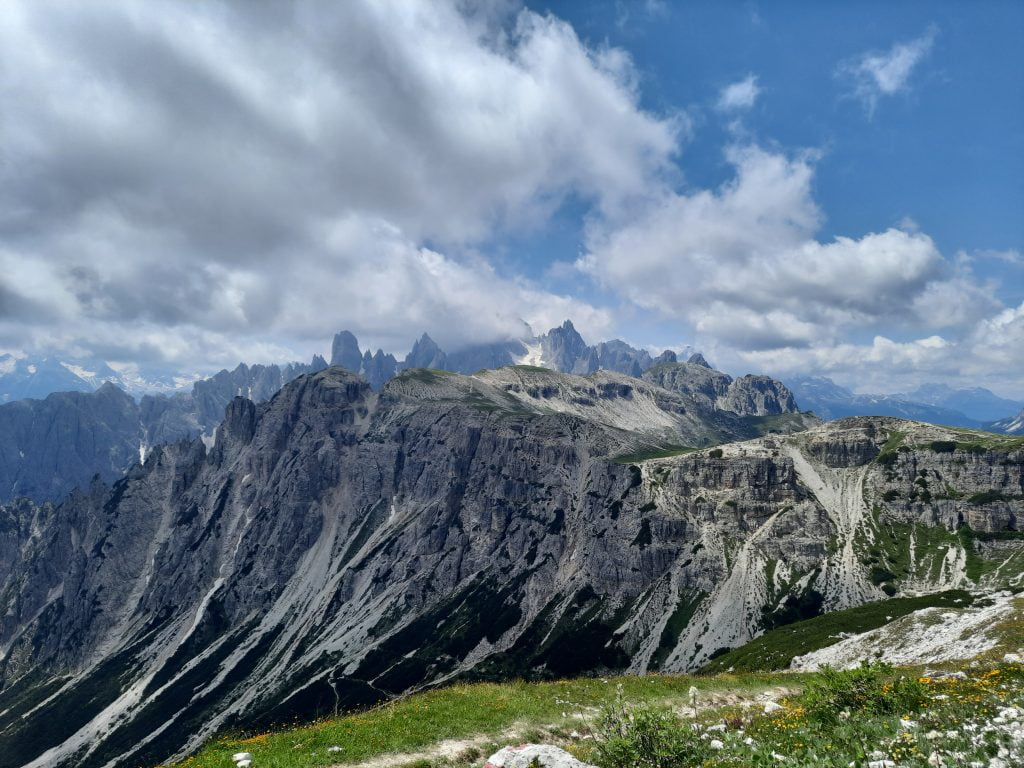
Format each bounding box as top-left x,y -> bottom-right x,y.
403,333 -> 447,370
330,330 -> 363,372
687,352 -> 711,368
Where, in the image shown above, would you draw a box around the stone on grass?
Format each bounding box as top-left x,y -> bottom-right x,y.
483,744 -> 596,768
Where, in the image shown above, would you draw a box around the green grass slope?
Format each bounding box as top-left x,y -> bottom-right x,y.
701,589 -> 977,674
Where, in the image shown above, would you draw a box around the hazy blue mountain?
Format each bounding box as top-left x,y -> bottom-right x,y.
785,376 -> 983,428
903,383 -> 1023,423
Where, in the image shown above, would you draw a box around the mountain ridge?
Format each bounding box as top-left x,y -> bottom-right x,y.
0,365 -> 1020,767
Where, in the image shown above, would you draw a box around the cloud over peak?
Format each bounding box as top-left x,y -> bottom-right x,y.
0,0 -> 670,368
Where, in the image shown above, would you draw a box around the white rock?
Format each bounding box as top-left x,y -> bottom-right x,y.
764,700 -> 784,714
484,744 -> 596,768
867,761 -> 896,768
899,718 -> 918,729
232,755 -> 252,763
1003,652 -> 1023,663
236,762 -> 252,768
928,751 -> 945,767
707,723 -> 727,732
327,746 -> 343,752
709,739 -> 724,750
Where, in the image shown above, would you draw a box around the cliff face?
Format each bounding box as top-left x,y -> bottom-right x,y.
0,370 -> 1020,768
0,384 -> 141,502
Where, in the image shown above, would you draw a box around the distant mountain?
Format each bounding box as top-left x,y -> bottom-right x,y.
0,357 -> 327,503
784,376 -> 983,428
329,319 -> 683,385
989,408 -> 1024,435
0,322 -> 791,504
0,353 -> 191,403
901,383 -> 1023,423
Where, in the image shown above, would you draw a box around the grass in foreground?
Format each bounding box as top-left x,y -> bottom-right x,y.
575,661 -> 1024,768
701,589 -> 976,673
170,672 -> 798,768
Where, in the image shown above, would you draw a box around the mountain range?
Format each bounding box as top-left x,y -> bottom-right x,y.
784,375 -> 1024,430
5,322 -> 1021,432
0,322 -> 794,505
1,363 -> 1020,768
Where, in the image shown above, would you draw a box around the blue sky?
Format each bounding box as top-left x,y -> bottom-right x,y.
1,0 -> 1022,396
516,0 -> 1024,304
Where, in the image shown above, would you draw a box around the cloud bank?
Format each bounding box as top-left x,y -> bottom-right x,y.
0,0 -> 673,366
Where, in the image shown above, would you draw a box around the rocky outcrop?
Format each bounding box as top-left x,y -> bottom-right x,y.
721,375 -> 798,416
0,384 -> 141,502
540,320 -> 595,374
644,364 -> 798,417
0,375 -> 1018,768
330,330 -> 363,372
402,333 -> 448,371
0,358 -> 328,503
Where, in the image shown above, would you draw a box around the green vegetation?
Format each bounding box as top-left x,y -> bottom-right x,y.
708,448 -> 724,459
573,662 -> 1024,768
966,489 -> 1023,505
610,445 -> 696,464
590,689 -> 711,768
511,364 -> 556,373
171,673 -> 800,768
397,368 -> 458,382
701,590 -> 975,673
798,661 -> 927,726
945,430 -> 1024,451
741,412 -> 817,436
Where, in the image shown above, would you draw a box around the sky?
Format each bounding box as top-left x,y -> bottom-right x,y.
1,0 -> 1022,397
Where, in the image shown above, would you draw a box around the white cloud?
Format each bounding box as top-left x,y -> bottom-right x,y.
579,144 -> 996,351
717,75 -> 761,111
737,300 -> 1024,398
0,0 -> 672,369
839,26 -> 937,114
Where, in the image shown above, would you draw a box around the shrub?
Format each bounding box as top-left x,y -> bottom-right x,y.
591,689 -> 709,768
869,566 -> 896,586
929,440 -> 957,453
708,448 -> 723,458
799,661 -> 928,726
968,489 -> 1008,504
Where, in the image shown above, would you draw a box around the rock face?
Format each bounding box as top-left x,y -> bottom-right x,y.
330,331 -> 363,372
0,384 -> 141,502
402,333 -> 448,371
0,368 -> 1019,768
540,320 -> 596,374
0,359 -> 327,503
644,363 -> 798,417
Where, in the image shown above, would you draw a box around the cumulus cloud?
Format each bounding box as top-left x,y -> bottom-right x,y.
839,26 -> 937,114
717,75 -> 761,111
580,145 -> 997,349
578,141 -> 1021,394
0,0 -> 673,369
739,300 -> 1024,397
